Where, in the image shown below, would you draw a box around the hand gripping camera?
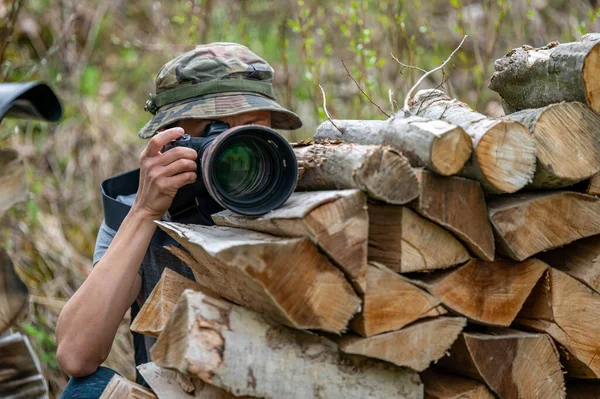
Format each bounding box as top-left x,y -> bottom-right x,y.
162,121 -> 298,219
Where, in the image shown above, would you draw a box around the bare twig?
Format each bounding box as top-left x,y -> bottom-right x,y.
404,35 -> 468,113
341,59 -> 390,118
415,66 -> 456,114
388,88 -> 396,115
319,84 -> 343,134
0,0 -> 24,78
390,53 -> 427,73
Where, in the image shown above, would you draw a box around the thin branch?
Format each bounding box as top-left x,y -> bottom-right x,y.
319,84 -> 343,134
388,88 -> 396,115
404,35 -> 468,113
390,53 -> 427,73
341,59 -> 390,118
415,66 -> 456,114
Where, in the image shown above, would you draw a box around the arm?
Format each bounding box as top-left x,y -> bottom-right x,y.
56,127 -> 197,377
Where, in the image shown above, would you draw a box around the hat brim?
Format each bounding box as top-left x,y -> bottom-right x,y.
138,92 -> 302,138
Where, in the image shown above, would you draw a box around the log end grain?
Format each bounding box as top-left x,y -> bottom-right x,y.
583,42 -> 600,113
429,124 -> 473,176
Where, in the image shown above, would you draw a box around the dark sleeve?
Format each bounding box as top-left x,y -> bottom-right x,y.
93,220 -> 143,278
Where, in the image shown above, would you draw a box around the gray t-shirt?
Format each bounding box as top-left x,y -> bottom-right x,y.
93,193 -> 196,384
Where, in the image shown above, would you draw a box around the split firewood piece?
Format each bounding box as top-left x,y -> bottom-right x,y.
212,190 -> 368,292
489,34 -> 600,114
436,329 -> 565,399
157,222 -> 360,333
99,374 -> 157,399
420,369 -> 495,399
410,169 -> 494,261
351,262 -> 446,337
488,191 -> 600,261
0,148 -> 27,218
131,268 -> 204,338
409,89 -> 536,193
367,202 -> 470,273
314,116 -> 472,176
516,267 -> 600,378
587,172 -> 600,196
0,248 -> 29,334
0,333 -> 47,399
137,362 -> 244,399
537,235 -> 600,295
412,258 -> 547,326
294,143 -> 419,205
340,317 -> 466,372
151,290 -> 422,399
566,381 -> 600,399
503,102 -> 600,188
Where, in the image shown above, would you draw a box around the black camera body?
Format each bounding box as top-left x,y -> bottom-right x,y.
161,121 -> 297,220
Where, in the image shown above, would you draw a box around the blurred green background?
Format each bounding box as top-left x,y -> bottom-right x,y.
1,0 -> 600,396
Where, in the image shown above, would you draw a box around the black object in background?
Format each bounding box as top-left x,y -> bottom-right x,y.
0,82 -> 63,122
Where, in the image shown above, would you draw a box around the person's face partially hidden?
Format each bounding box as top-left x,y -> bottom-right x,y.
172,110 -> 272,137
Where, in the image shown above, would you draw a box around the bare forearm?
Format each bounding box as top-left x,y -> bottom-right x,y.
56,206 -> 155,376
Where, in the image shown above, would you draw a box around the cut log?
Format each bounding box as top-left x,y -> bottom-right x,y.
351,262 -> 447,337
315,116 -> 472,176
537,235 -> 600,295
157,222 -> 360,333
503,102 -> 600,188
487,191 -> 600,261
0,333 -> 47,399
294,142 -> 419,205
151,290 -> 423,399
515,267 -> 600,378
367,202 -> 470,273
412,258 -> 547,326
436,329 -> 565,399
489,35 -> 600,113
131,268 -> 204,338
212,189 -> 368,292
410,89 -> 536,194
587,172 -> 600,196
340,316 -> 466,372
0,148 -> 27,218
0,248 -> 28,334
420,369 -> 495,399
99,374 -> 157,399
137,362 -> 244,399
566,381 -> 600,399
410,169 -> 494,261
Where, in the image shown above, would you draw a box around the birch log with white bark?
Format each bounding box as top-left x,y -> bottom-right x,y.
151,290 -> 423,399
0,148 -> 27,218
0,333 -> 47,399
489,34 -> 600,113
409,89 -> 536,194
503,102 -> 600,188
294,143 -> 419,205
314,116 -> 472,176
212,190 -> 368,292
158,223 -> 360,333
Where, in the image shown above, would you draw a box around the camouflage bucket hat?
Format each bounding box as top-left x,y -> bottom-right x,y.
138,42 -> 302,138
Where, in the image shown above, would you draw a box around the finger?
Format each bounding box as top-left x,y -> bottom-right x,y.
143,127 -> 185,157
170,172 -> 197,189
155,146 -> 198,166
163,159 -> 197,177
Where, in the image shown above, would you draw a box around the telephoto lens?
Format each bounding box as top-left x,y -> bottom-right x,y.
163,122 -> 297,218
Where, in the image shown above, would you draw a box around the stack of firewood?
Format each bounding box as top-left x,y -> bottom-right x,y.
0,149 -> 48,398
104,34 -> 600,399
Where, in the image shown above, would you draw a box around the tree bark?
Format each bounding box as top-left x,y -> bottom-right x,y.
151,290 -> 423,399
0,333 -> 47,399
100,374 -> 157,399
410,169 -> 495,261
0,148 -> 27,218
212,190 -> 368,293
340,317 -> 466,372
409,89 -> 536,194
503,102 -> 600,188
131,268 -> 205,338
367,202 -> 470,273
487,191 -> 600,260
314,116 -> 472,176
294,143 -> 419,205
489,35 -> 600,113
0,248 -> 28,334
411,258 -> 547,326
420,369 -> 495,399
515,267 -> 600,378
351,262 -> 447,337
436,329 -> 565,399
158,223 -> 360,334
